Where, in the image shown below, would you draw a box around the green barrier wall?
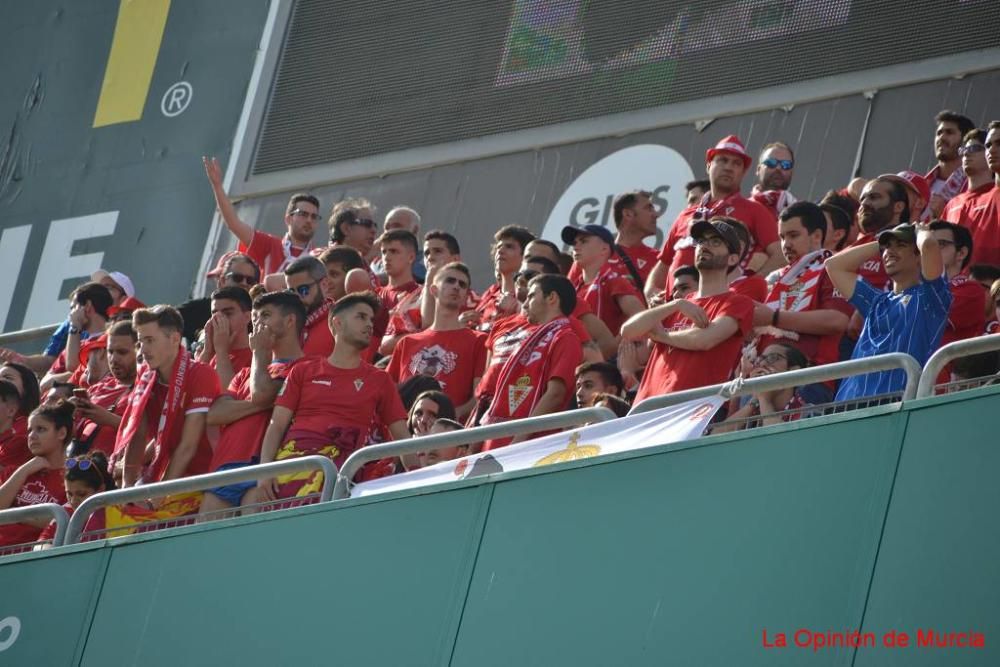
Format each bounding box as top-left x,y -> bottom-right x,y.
1,388 -> 998,666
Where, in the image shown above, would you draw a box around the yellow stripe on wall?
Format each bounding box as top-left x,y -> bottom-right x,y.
92,0 -> 172,128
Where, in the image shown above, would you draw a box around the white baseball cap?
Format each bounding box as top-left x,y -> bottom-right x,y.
91,269 -> 136,298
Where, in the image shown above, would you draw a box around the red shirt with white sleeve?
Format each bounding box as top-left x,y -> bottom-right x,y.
240,230 -> 311,275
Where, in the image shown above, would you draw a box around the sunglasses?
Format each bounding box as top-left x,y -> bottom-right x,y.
515,269 -> 540,282
65,458 -> 94,471
349,218 -> 378,230
762,158 -> 794,170
290,208 -> 320,221
224,272 -> 257,286
958,143 -> 985,156
289,280 -> 320,297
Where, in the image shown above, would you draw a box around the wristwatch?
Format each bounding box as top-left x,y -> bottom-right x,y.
68,326 -> 81,334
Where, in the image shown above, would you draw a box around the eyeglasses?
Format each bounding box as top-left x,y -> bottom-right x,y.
762,158 -> 794,170
693,236 -> 727,249
756,352 -> 788,365
515,269 -> 540,282
289,280 -> 320,297
224,272 -> 257,285
349,218 -> 378,230
958,143 -> 985,156
65,458 -> 94,471
290,209 -> 320,221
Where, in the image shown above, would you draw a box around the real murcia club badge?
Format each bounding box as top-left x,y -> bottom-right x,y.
508,375 -> 533,412
354,378 -> 364,392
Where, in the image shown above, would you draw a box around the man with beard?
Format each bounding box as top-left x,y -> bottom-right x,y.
624,218 -> 755,403
848,176 -> 912,291
284,256 -> 334,357
255,292 -> 408,501
943,130 -> 995,230
751,142 -> 798,217
646,135 -> 782,300
826,222 -> 950,402
67,321 -> 138,457
926,111 -> 975,218
947,125 -> 1000,267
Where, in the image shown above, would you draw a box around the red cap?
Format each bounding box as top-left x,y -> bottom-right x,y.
206,250 -> 243,278
78,334 -> 107,366
107,296 -> 145,319
706,135 -> 752,170
896,170 -> 931,205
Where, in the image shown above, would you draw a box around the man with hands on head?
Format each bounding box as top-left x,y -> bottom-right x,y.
197,287 -> 253,389
826,221 -> 951,402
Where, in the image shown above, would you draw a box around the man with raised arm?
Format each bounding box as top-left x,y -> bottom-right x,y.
204,156 -> 319,276
200,291 -> 307,516
623,218 -> 755,404
255,292 -> 409,502
825,222 -> 951,402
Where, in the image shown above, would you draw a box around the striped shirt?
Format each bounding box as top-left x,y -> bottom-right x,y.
836,275 -> 951,401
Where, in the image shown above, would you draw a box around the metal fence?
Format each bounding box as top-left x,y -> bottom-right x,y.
0,503 -> 68,556
0,323 -> 59,347
629,353 -> 922,415
63,456 -> 337,545
333,406 -> 617,499
917,334 -> 1000,398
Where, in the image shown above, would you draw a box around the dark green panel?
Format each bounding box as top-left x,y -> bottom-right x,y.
452,413 -> 906,667
856,388 -> 1000,666
0,547 -> 109,665
80,488 -> 491,666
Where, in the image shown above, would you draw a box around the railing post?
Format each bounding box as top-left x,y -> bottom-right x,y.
917,334 -> 1000,398
0,503 -> 68,548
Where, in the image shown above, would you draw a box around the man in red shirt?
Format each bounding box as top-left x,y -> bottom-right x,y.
481,274 -> 583,450
943,130 -> 994,226
946,129 -> 1000,267
850,176 -> 912,290
201,291 -> 306,515
257,292 -> 408,500
751,202 -> 852,371
925,111 -> 975,218
930,221 -> 985,347
563,224 -> 645,338
318,246 -> 368,302
197,287 -> 253,389
283,256 -> 334,357
470,225 -> 536,333
625,218 -> 755,403
725,220 -> 769,303
751,142 -> 798,217
375,229 -> 422,355
328,204 -> 379,267
118,306 -> 220,487
67,321 -> 138,457
204,156 -> 319,277
387,263 -> 487,420
646,135 -> 782,301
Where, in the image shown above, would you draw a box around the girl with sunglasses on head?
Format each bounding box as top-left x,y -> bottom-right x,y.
0,400 -> 72,549
36,451 -> 115,548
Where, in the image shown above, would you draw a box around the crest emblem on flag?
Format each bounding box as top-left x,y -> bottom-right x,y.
533,432 -> 601,467
354,378 -> 364,391
508,375 -> 533,412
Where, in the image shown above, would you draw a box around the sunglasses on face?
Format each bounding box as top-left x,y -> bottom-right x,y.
224,272 -> 257,285
349,218 -> 377,230
65,458 -> 94,471
289,281 -> 320,297
290,208 -> 320,221
762,158 -> 794,170
514,269 -> 540,282
958,143 -> 985,156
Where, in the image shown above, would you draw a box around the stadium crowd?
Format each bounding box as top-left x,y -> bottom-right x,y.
2,110 -> 1000,548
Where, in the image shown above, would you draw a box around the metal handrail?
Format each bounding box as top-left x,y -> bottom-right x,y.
917,334 -> 1000,398
0,323 -> 60,346
62,456 -> 337,545
333,406 -> 617,499
629,352 -> 922,415
0,503 -> 68,548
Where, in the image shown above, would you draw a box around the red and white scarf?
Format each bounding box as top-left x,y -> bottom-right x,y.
757,249 -> 831,339
113,347 -> 190,483
303,300 -> 332,342
481,316 -> 572,424
276,235 -> 313,274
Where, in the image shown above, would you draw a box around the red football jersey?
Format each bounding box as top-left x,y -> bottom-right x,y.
635,292 -> 755,403
240,230 -> 311,275
0,418 -> 29,469
386,328 -> 487,408
0,465 -> 66,547
145,362 -> 220,478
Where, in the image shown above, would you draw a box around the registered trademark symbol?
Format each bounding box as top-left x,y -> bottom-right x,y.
161,81 -> 193,117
